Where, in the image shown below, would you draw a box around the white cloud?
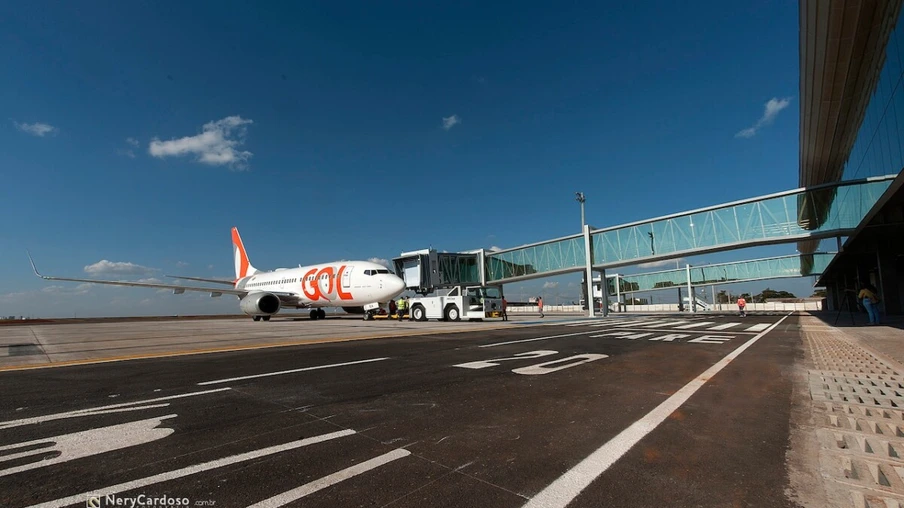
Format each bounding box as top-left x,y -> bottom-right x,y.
542,281 -> 559,289
149,116 -> 254,169
41,284 -> 93,295
137,278 -> 163,284
126,137 -> 139,147
84,260 -> 157,276
442,115 -> 460,131
176,261 -> 189,268
487,246 -> 502,252
367,257 -> 391,268
735,97 -> 792,138
638,258 -> 685,269
208,264 -> 215,270
14,121 -> 57,137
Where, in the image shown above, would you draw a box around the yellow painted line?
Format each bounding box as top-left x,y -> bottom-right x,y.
0,323 -> 515,372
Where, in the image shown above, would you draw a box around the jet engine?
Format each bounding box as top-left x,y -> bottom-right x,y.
240,292 -> 281,316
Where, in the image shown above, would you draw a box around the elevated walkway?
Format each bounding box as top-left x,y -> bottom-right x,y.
615,253 -> 835,293
485,175 -> 894,284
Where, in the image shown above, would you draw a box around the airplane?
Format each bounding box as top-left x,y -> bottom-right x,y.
27,227 -> 407,321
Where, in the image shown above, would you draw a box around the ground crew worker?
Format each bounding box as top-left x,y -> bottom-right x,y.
537,296 -> 544,318
737,296 -> 747,317
396,296 -> 407,321
502,297 -> 508,321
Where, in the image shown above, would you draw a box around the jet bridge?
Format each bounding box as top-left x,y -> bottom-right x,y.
392,249 -> 486,295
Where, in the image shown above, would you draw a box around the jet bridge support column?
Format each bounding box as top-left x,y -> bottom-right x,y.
686,264 -> 695,313
583,224 -> 595,318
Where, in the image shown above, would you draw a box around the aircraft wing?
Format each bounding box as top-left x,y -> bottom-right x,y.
28,253 -> 247,296
165,275 -> 236,286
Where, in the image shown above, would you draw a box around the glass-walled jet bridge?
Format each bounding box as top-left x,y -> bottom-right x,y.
393,176 -> 894,311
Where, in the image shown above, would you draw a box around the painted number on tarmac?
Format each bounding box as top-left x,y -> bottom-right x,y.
454,350 -> 607,375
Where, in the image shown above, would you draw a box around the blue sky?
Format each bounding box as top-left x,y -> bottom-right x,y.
0,1 -> 812,317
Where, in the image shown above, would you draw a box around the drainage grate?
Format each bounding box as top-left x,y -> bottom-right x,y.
796,317 -> 904,507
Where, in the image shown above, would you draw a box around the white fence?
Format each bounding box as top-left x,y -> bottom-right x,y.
507,301 -> 823,314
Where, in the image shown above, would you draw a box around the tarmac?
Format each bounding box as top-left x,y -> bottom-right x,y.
0,311 -> 901,507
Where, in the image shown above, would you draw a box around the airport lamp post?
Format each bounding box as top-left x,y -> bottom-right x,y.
575,192 -> 585,230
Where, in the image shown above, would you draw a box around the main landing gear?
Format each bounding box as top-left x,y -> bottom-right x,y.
309,308 -> 327,320
252,315 -> 271,322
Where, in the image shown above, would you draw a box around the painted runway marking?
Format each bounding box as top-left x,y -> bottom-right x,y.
512,354 -> 608,375
640,320 -> 689,328
0,415 -> 176,477
589,332 -> 654,340
520,313 -> 791,508
246,448 -> 411,507
0,388 -> 230,430
455,351 -> 558,370
197,357 -> 390,385
24,429 -> 356,508
708,322 -> 741,330
744,323 -> 771,332
674,321 -> 715,329
611,320 -> 670,328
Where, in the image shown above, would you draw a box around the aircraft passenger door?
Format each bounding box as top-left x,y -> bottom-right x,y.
342,266 -> 353,289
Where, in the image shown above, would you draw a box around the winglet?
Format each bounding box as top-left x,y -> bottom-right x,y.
26,250 -> 46,279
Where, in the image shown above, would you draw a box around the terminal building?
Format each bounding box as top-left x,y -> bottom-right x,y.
802,0 -> 904,315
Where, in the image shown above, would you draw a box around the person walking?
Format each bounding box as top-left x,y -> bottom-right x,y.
537,296 -> 544,318
737,296 -> 747,318
396,296 -> 407,321
502,297 -> 508,321
858,284 -> 881,325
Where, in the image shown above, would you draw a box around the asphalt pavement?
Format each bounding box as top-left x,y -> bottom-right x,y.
0,313 -> 803,508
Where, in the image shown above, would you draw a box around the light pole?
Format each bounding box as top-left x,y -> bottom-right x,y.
576,192 -> 589,312
575,192 -> 586,230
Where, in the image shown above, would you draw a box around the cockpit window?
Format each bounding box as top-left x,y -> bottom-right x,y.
364,270 -> 373,275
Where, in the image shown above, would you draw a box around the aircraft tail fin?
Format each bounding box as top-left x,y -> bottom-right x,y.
232,227 -> 259,279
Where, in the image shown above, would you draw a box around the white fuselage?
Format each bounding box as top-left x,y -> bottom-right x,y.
236,261 -> 405,308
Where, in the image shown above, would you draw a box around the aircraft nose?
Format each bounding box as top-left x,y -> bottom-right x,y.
389,275 -> 406,295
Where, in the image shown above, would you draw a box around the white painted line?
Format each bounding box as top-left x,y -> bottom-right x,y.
640,320 -> 688,328
480,331 -> 599,348
197,358 -> 390,385
611,319 -> 669,328
246,448 -> 411,507
25,429 -> 356,508
707,322 -> 740,330
744,323 -> 771,332
0,388 -> 231,430
521,313 -> 792,508
673,322 -> 715,329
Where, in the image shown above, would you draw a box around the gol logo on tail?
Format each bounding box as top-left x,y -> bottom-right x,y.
302,265 -> 354,301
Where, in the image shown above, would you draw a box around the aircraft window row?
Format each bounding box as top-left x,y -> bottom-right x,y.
363,269 -> 393,275
249,278 -> 300,288
249,274 -> 342,288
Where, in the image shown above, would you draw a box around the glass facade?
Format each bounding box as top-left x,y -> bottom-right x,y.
486,235 -> 585,282
590,179 -> 890,268
842,10 -> 904,181
437,254 -> 481,286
